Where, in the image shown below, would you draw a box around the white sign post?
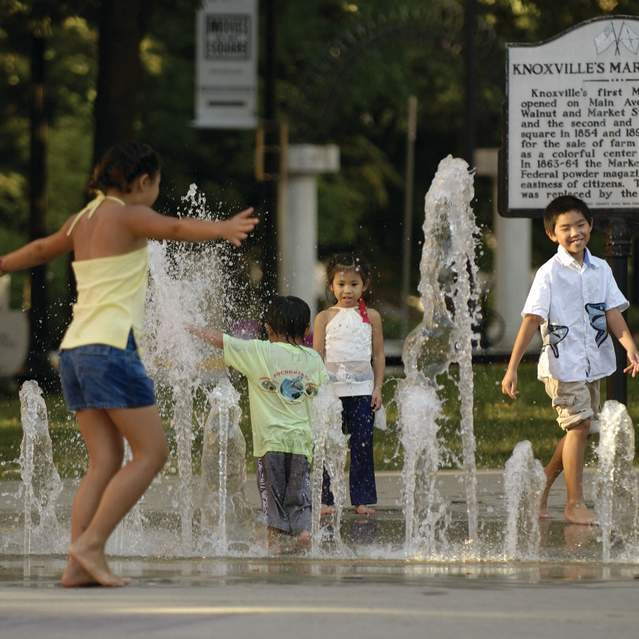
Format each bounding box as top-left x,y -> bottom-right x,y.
502,16 -> 639,215
194,0 -> 258,129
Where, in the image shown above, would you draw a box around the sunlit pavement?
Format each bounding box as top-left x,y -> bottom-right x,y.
2,470 -> 639,638
1,556 -> 639,639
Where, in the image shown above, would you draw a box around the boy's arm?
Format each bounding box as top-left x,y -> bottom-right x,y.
312,311 -> 328,360
606,308 -> 639,376
186,325 -> 224,349
370,309 -> 385,410
124,206 -> 258,247
0,217 -> 74,274
501,314 -> 543,399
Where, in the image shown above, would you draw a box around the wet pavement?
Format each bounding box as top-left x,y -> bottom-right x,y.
1,554 -> 639,639
2,470 -> 639,638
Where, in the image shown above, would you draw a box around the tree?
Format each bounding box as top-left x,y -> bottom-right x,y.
92,0 -> 146,162
0,0 -> 97,385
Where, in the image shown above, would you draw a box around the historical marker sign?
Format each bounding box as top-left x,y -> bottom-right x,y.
501,16 -> 639,217
194,0 -> 257,129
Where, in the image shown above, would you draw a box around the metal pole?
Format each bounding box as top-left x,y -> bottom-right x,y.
401,96 -> 418,337
261,0 -> 278,297
464,0 -> 477,164
604,216 -> 631,404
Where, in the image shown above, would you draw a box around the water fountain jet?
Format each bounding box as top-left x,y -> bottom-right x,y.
503,440 -> 545,560
398,155 -> 481,554
18,380 -> 64,554
311,385 -> 348,553
595,400 -> 639,561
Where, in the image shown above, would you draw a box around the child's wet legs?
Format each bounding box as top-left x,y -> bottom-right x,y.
70,410 -> 124,539
69,405 -> 168,586
321,468 -> 335,511
562,420 -> 596,525
62,409 -> 124,587
345,396 -> 377,509
540,435 -> 565,518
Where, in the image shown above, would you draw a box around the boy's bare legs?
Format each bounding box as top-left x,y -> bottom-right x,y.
539,435 -> 565,518
61,410 -> 124,587
69,405 -> 168,586
562,420 -> 596,525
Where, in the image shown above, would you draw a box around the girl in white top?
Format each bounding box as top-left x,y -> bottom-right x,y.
313,254 -> 385,515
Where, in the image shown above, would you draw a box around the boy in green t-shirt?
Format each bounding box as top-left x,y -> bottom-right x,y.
189,296 -> 328,548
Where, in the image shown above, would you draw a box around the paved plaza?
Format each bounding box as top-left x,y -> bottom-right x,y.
2,470 -> 639,638
1,556 -> 639,639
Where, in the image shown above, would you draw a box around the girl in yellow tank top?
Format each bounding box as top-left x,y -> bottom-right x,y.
0,142 -> 258,587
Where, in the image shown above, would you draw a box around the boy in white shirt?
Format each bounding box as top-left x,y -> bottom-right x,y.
501,195 -> 639,525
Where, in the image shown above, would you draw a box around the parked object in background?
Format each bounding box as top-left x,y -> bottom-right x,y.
0,275 -> 28,377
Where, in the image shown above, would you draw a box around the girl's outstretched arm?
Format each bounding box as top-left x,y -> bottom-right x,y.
313,311 -> 328,360
0,217 -> 75,274
370,308 -> 385,410
125,206 -> 258,246
186,325 -> 224,349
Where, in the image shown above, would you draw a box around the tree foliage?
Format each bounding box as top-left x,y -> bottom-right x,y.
1,0 -> 638,340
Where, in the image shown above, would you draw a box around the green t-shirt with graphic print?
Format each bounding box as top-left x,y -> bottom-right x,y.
223,334 -> 329,461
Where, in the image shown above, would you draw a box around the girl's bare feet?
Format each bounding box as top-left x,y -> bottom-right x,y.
69,539 -> 127,587
564,501 -> 597,526
320,504 -> 335,516
60,557 -> 98,588
355,505 -> 375,516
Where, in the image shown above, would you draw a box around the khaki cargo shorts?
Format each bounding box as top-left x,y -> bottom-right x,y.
542,378 -> 601,434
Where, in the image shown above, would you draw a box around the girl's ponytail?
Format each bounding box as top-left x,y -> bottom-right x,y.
358,298 -> 370,324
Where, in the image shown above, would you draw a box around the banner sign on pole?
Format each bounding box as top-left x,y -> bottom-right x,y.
194,0 -> 257,129
500,16 -> 639,217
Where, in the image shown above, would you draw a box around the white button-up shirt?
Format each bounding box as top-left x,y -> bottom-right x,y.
522,246 -> 629,382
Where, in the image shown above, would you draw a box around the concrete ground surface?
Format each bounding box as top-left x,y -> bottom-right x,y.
1,557 -> 639,639
2,469 -> 639,638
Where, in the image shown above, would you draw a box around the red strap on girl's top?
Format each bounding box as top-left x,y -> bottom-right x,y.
358,298 -> 371,324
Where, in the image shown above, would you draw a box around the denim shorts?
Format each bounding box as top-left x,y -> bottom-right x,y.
59,331 -> 156,411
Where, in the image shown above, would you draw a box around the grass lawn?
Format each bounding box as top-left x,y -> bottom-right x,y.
2,362 -> 638,479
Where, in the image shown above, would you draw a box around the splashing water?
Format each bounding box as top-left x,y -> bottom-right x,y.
397,378 -> 449,555
18,381 -> 65,554
13,180 -> 639,566
503,441 -> 545,560
399,155 -> 481,551
198,377 -> 251,554
594,400 -> 639,561
141,184 -> 250,554
311,385 -> 348,553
